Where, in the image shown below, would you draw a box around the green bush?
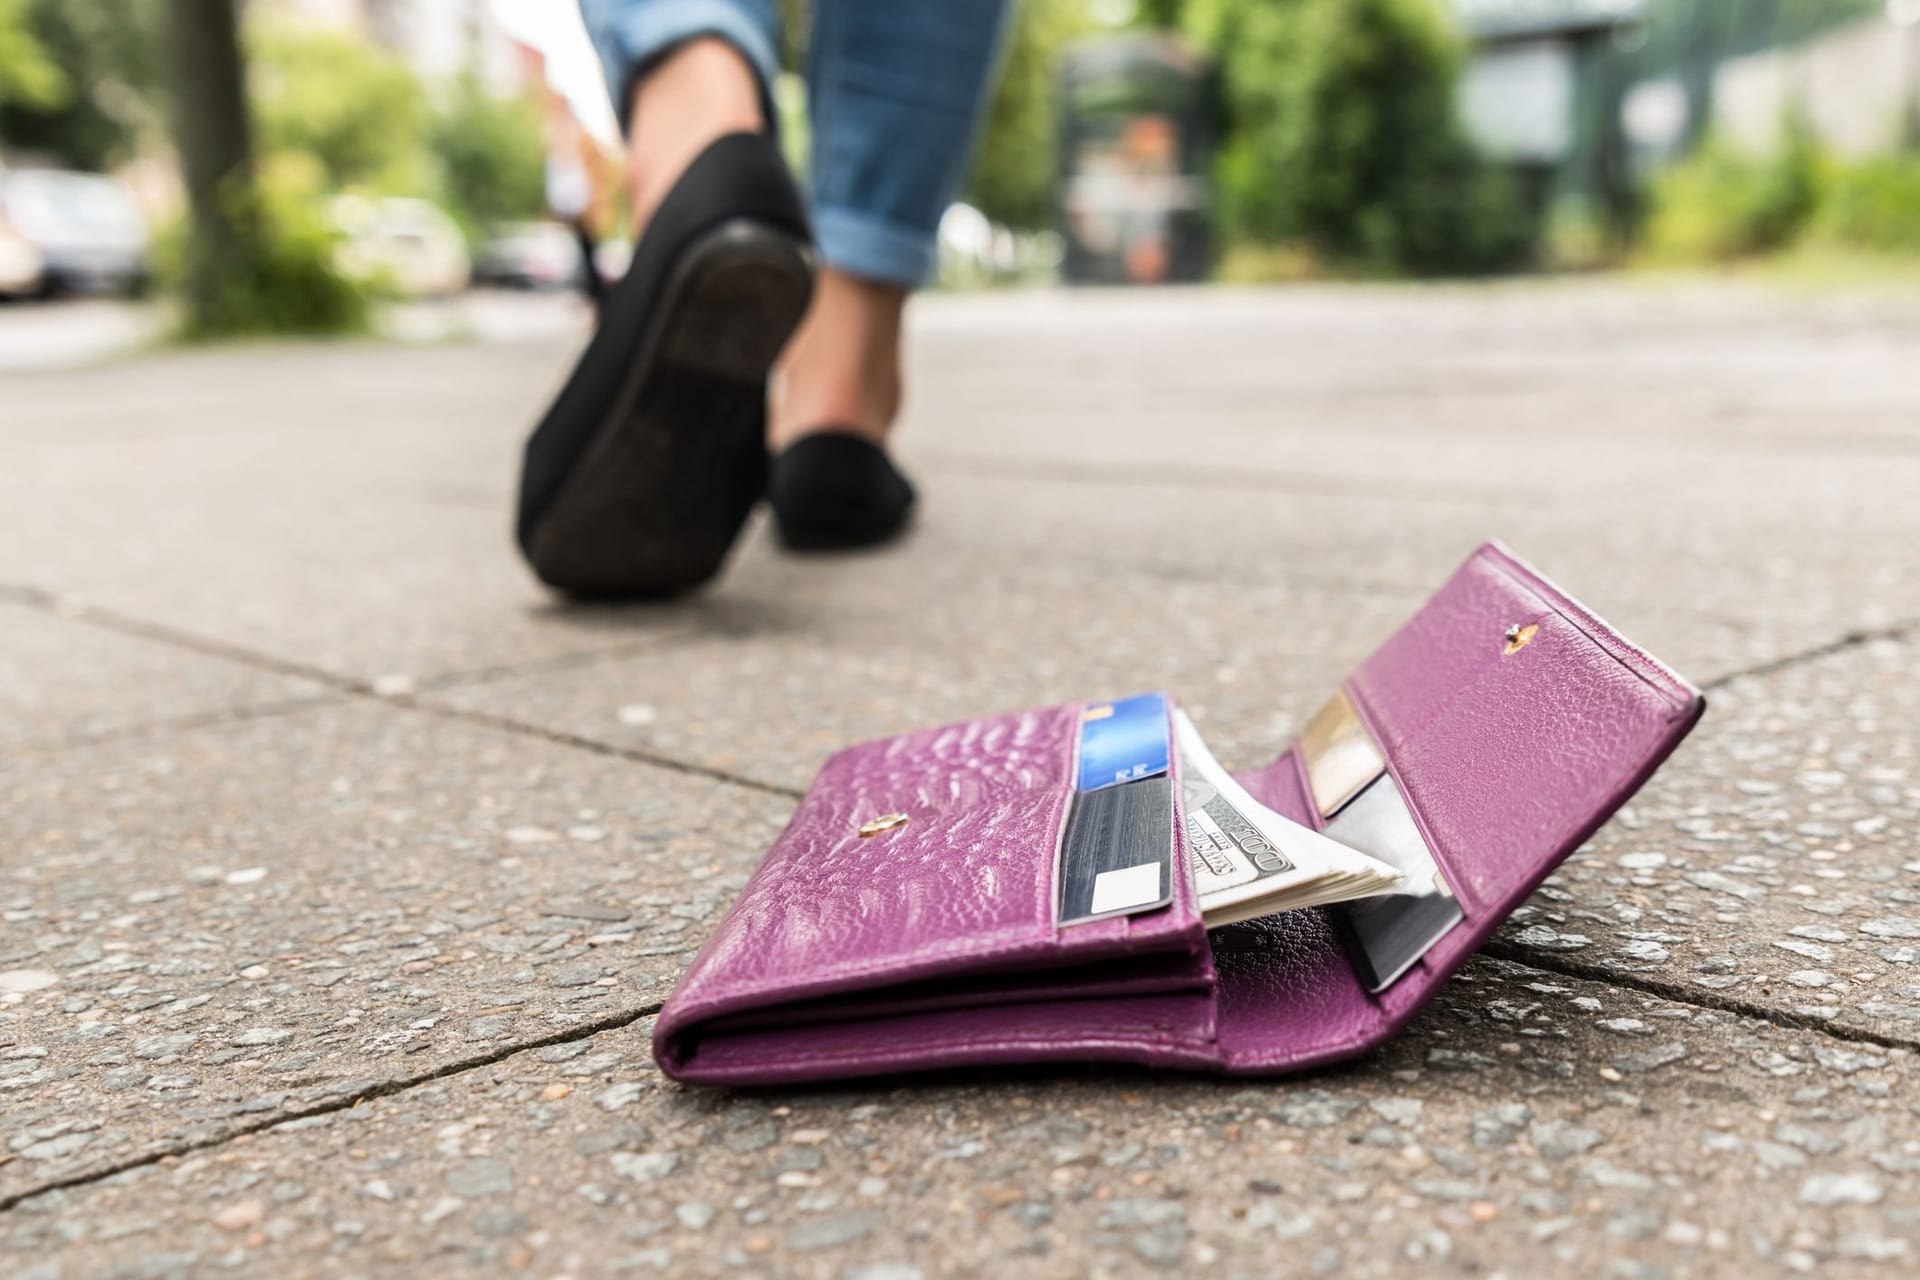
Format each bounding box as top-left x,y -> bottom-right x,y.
249,20 -> 428,195
1193,0 -> 1533,275
1640,123 -> 1824,264
164,153 -> 372,340
430,75 -> 547,242
0,0 -> 66,111
0,0 -> 160,170
1813,153 -> 1920,254
965,0 -> 1091,230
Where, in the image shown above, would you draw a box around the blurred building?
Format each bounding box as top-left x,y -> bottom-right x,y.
1447,0 -> 1917,238
257,0 -> 525,96
1618,0 -> 1920,162
1452,0 -> 1646,228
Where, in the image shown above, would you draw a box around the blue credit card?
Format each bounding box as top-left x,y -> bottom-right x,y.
1076,693 -> 1171,792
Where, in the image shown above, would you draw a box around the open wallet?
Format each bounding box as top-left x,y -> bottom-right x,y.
652,543 -> 1706,1085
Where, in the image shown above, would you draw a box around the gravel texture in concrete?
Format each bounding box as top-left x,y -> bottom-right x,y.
2,280 -> 1917,1276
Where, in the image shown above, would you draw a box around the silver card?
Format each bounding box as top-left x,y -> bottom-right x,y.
1325,775 -> 1464,992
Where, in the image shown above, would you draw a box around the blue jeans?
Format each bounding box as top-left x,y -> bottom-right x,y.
579,0 -> 1013,288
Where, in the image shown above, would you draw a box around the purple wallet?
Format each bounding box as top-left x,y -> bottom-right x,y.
654,543 -> 1705,1084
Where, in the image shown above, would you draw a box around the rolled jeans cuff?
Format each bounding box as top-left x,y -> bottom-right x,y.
812,205 -> 938,289
589,0 -> 780,132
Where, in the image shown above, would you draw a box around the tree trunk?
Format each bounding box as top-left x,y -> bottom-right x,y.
163,0 -> 257,330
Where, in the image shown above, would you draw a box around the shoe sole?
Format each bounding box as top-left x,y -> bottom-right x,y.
525,220 -> 814,598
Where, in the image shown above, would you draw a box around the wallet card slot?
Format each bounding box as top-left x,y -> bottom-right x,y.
668,991 -> 1222,1085
1209,905 -> 1387,1069
1339,680 -> 1487,921
1205,750 -> 1396,1069
655,701 -> 1214,1075
1055,693 -> 1181,928
699,950 -> 1213,1035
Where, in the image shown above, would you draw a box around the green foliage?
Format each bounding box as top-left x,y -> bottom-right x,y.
965,0 -> 1092,230
164,153 -> 372,340
1640,123 -> 1824,263
430,76 -> 546,241
249,20 -> 427,195
0,0 -> 159,169
248,22 -> 548,242
0,0 -> 65,111
1211,239 -> 1321,283
1133,0 -> 1189,26
773,71 -> 810,184
774,0 -> 808,72
1638,113 -> 1920,267
1812,153 -> 1920,255
1196,0 -> 1532,275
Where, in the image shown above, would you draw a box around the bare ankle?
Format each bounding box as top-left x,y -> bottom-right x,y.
770,270 -> 907,451
626,38 -> 764,231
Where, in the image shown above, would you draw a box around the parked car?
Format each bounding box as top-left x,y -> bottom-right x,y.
0,218 -> 44,299
0,168 -> 149,296
328,196 -> 470,298
473,221 -> 586,291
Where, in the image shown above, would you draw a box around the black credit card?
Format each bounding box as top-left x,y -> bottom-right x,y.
1327,775 -> 1464,992
1057,775 -> 1174,925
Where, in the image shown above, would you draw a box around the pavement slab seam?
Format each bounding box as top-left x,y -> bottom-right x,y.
0,1002 -> 669,1214
4,693 -> 352,759
1480,942 -> 1920,1056
7,284 -> 1916,1272
407,630 -> 703,696
11,587 -> 1914,1053
7,951 -> 1912,1258
397,697 -> 803,801
1,696 -> 805,1211
4,573 -> 817,796
1,583 -> 385,697
8,581 -> 1906,840
3,584 -> 703,705
0,583 -> 709,752
1699,617 -> 1918,691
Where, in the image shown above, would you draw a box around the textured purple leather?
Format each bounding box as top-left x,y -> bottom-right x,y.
1211,751 -> 1385,1072
654,701 -> 1212,1080
653,542 -> 1704,1084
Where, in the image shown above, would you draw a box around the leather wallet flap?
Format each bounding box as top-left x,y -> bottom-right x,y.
1349,542 -> 1702,917
1215,543 -> 1704,1073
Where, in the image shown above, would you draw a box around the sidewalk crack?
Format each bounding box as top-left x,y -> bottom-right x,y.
0,588 -> 796,796
8,696 -> 347,757
1482,941 -> 1920,1054
1702,618 -> 1914,690
0,1002 -> 665,1214
398,697 -> 803,801
1,585 -> 376,695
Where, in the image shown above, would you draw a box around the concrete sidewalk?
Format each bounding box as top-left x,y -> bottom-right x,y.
2,279 -> 1917,1278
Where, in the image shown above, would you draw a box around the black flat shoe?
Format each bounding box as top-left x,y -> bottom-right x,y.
768,430 -> 917,552
515,132 -> 813,598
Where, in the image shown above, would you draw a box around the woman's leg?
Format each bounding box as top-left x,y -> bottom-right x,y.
576,0 -> 778,223
518,2 -> 811,596
769,0 -> 1013,449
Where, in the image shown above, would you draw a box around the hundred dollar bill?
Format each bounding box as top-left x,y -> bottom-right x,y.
1172,710 -> 1402,928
